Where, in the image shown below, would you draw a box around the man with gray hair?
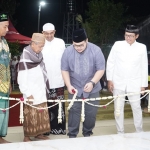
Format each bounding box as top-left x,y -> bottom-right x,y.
42,23 -> 66,135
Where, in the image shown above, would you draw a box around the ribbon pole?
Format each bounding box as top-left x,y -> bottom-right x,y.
67,89 -> 78,110
81,99 -> 85,122
19,98 -> 24,124
58,100 -> 62,123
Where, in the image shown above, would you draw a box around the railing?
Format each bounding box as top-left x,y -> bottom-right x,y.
0,89 -> 150,124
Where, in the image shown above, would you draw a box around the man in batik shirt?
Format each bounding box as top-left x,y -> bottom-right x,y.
0,12 -> 11,144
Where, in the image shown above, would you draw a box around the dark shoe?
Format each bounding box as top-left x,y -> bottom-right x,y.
67,133 -> 76,138
43,132 -> 50,136
83,134 -> 90,137
83,131 -> 93,137
69,136 -> 76,138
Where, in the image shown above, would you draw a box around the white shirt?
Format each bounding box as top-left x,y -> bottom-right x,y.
18,64 -> 47,105
42,37 -> 65,89
106,40 -> 148,92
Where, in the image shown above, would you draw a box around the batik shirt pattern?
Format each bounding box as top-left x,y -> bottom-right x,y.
0,37 -> 10,94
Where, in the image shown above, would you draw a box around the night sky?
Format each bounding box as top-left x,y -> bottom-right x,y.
14,0 -> 150,38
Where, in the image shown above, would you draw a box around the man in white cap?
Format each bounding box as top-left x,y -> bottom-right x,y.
42,23 -> 66,135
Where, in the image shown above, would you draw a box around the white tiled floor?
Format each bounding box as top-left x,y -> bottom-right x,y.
4,117 -> 150,143
3,90 -> 149,149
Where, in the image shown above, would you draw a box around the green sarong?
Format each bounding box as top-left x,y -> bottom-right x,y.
0,93 -> 9,137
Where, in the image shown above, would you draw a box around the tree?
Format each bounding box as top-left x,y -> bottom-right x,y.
8,42 -> 20,57
80,0 -> 128,46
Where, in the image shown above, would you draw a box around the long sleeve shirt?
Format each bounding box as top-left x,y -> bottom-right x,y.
18,64 -> 47,105
42,38 -> 65,89
106,40 -> 148,92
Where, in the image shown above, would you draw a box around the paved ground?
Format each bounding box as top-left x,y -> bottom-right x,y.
4,117 -> 150,143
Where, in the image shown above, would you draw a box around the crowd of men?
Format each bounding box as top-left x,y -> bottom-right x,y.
0,12 -> 148,143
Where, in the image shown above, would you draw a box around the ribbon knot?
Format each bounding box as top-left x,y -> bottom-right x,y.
2,109 -> 6,112
20,97 -> 24,101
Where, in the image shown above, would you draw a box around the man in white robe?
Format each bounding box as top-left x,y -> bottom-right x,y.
42,23 -> 66,135
106,25 -> 148,134
18,33 -> 50,142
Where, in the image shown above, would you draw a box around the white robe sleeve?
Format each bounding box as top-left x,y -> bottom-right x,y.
141,45 -> 148,87
106,42 -> 116,81
18,70 -> 32,97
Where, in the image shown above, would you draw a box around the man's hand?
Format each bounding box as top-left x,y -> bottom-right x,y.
141,87 -> 146,95
67,85 -> 76,94
108,81 -> 114,93
83,82 -> 93,93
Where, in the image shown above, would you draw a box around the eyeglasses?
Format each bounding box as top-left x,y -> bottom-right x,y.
124,34 -> 135,38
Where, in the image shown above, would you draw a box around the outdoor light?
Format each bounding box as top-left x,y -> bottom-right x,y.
38,1 -> 46,32
40,1 -> 46,6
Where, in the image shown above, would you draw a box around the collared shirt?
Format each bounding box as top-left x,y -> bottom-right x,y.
61,42 -> 105,98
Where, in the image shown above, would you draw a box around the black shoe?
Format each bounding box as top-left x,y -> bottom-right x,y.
83,134 -> 90,137
43,132 -> 50,136
67,133 -> 76,138
83,131 -> 93,137
69,136 -> 76,138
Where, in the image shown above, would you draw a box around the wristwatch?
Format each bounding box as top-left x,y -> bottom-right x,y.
90,81 -> 95,88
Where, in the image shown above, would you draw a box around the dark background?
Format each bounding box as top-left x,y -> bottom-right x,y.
14,0 -> 150,38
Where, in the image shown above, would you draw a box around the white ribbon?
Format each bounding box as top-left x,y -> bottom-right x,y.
0,90 -> 149,124
67,89 -> 78,110
81,100 -> 85,122
58,100 -> 62,123
19,101 -> 24,124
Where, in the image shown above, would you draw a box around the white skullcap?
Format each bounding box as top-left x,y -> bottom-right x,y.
43,23 -> 55,31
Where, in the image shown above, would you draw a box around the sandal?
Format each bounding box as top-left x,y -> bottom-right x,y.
23,137 -> 32,142
35,135 -> 50,140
